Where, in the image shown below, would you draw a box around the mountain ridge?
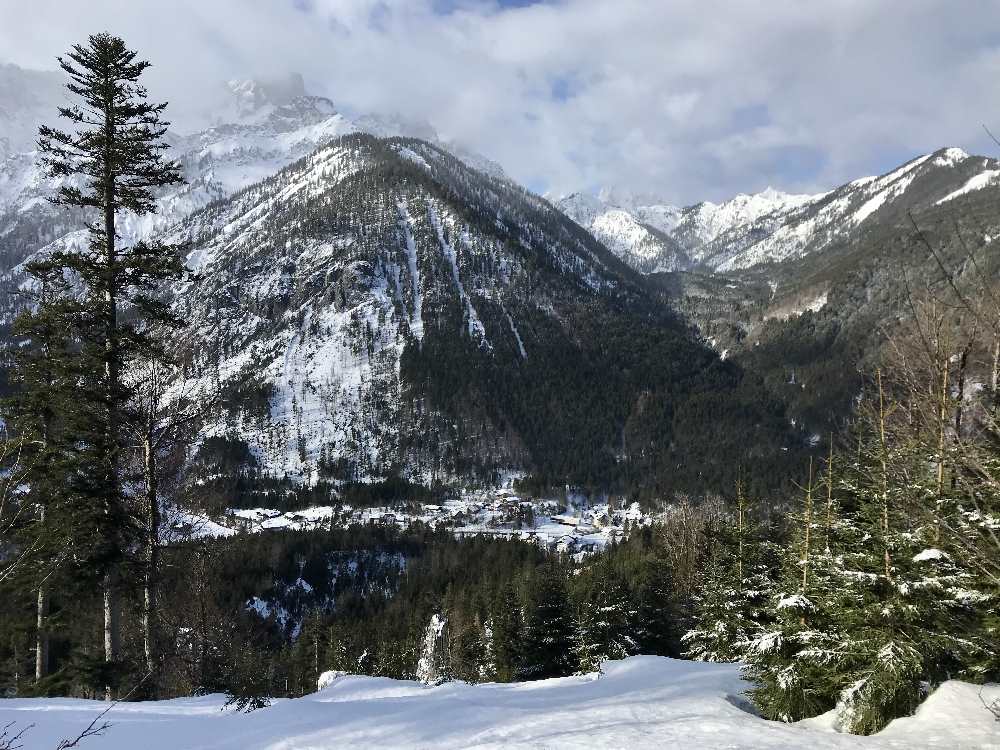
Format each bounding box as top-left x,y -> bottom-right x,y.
557,147 -> 999,276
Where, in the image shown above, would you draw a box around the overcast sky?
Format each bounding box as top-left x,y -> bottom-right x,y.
3,0 -> 1000,203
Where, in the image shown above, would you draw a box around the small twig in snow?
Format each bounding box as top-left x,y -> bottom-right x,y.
55,671 -> 154,749
979,687 -> 1000,722
0,721 -> 33,750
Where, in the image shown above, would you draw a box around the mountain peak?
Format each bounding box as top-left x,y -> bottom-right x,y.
557,146 -> 1000,275
930,146 -> 970,166
595,185 -> 673,211
227,72 -> 308,112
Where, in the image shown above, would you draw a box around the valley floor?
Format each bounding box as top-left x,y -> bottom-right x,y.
2,657 -> 997,749
174,487 -> 645,555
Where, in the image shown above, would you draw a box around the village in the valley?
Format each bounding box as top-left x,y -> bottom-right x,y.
171,486 -> 655,556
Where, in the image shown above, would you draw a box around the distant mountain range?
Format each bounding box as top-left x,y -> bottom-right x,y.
556,147 -> 1000,274
2,61 -> 998,500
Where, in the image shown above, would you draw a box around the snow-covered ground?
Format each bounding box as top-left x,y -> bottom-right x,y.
2,657 -> 996,749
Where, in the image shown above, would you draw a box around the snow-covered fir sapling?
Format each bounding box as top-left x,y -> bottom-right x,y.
573,558 -> 639,674
827,372 -> 980,734
683,478 -> 775,662
416,613 -> 451,685
745,447 -> 851,721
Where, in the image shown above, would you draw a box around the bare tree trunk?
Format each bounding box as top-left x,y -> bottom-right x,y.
824,436 -> 834,554
313,628 -> 320,682
104,570 -> 120,701
198,557 -> 209,690
142,430 -> 159,685
876,370 -> 892,581
991,332 -> 1000,396
935,358 -> 949,541
736,477 -> 744,593
802,457 -> 814,594
34,504 -> 49,682
951,343 -> 970,492
955,347 -> 968,432
35,585 -> 49,682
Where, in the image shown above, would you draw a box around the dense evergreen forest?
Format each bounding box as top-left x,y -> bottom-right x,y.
0,32 -> 996,742
2,523 -> 685,704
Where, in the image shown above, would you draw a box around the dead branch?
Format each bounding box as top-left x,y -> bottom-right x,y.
55,671 -> 153,750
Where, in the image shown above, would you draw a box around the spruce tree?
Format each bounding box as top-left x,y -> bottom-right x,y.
448,596 -> 489,683
324,621 -> 357,674
683,484 -> 774,662
489,582 -> 522,681
519,565 -> 574,679
35,33 -> 185,699
745,449 -> 851,721
949,389 -> 1000,682
224,628 -> 273,712
573,559 -> 638,674
823,374 -> 978,734
633,549 -> 682,657
5,271 -> 80,686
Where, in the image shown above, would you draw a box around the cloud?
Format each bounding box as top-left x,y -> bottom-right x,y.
2,0 -> 999,203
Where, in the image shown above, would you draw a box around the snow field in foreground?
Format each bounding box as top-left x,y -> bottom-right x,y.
1,656 -> 997,749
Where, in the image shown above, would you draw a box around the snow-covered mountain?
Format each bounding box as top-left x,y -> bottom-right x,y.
0,69 -> 503,299
165,134 -> 592,483
555,189 -> 690,273
704,147 -> 999,271
0,65 -> 802,496
558,148 -> 1000,274
672,187 -> 821,265
0,75 -> 365,319
0,63 -> 65,161
161,133 -> 789,491
556,185 -> 814,273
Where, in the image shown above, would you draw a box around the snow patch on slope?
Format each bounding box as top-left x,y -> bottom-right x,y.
936,169 -> 1000,204
506,311 -> 528,359
396,200 -> 425,343
429,202 -> 490,348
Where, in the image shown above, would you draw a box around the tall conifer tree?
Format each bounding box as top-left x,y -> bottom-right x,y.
574,559 -> 638,674
827,373 -> 978,734
489,582 -> 523,681
745,447 -> 851,721
35,33 -> 184,699
683,483 -> 775,662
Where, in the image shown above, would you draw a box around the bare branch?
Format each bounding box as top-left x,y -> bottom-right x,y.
55,671 -> 154,750
0,721 -> 33,750
979,687 -> 1000,722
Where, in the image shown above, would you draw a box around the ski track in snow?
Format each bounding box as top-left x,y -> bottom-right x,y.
3,657 -> 996,749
